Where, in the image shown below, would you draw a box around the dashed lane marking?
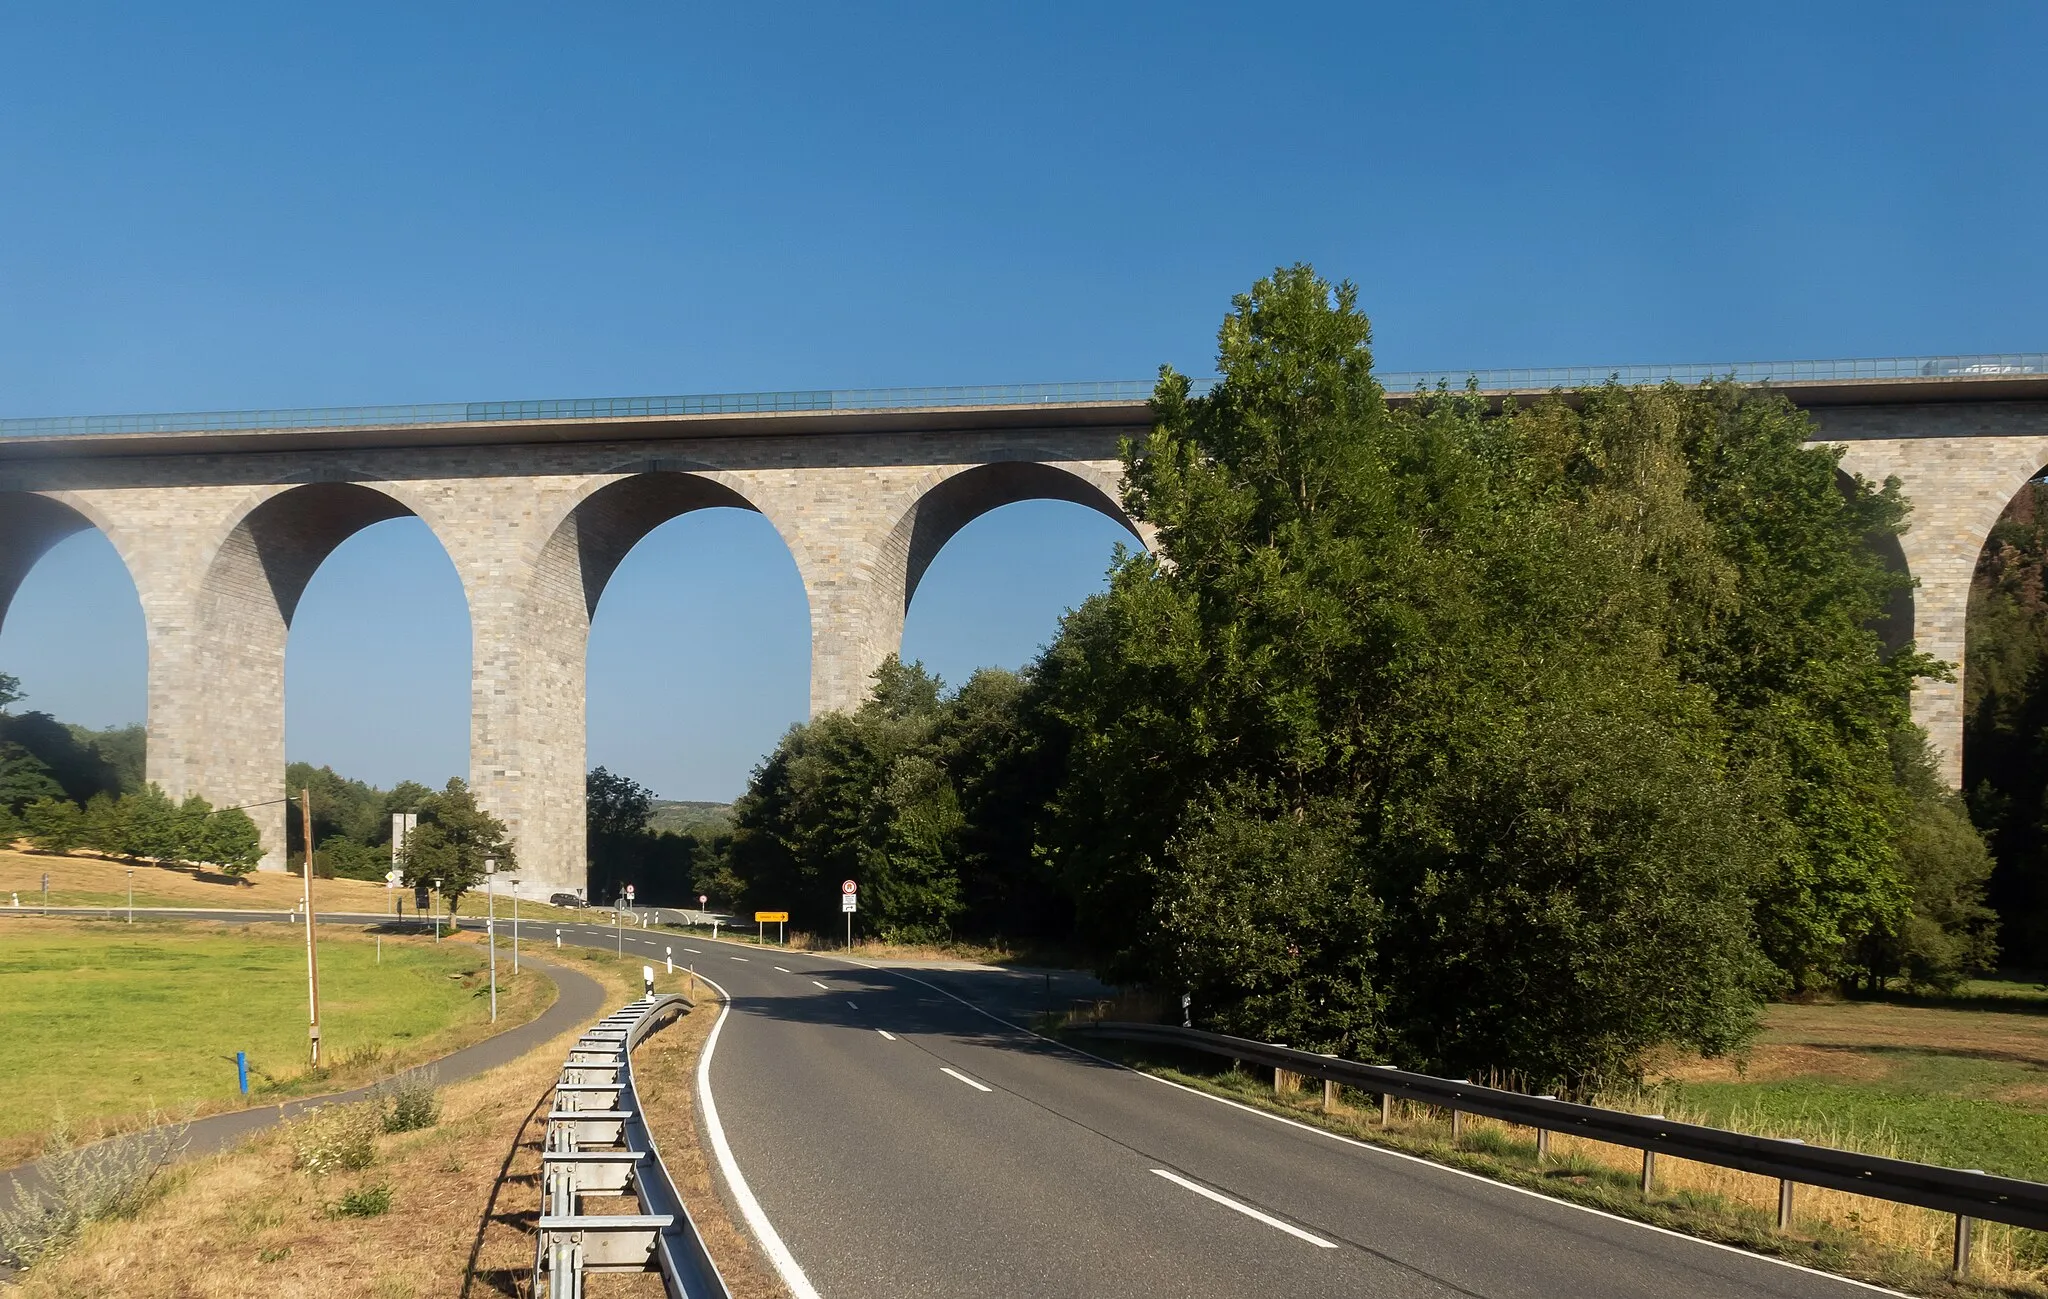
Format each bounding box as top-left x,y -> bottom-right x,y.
877,1029 -> 897,1041
1149,1169 -> 1337,1248
940,1067 -> 992,1093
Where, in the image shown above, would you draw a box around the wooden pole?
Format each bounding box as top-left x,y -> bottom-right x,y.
301,788 -> 322,1068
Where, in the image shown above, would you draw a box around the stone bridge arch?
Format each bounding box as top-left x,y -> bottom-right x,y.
471,467 -> 796,898
164,479 -> 466,869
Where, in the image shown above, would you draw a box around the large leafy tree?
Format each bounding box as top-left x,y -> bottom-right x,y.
398,778 -> 514,908
1036,266 -> 1780,1081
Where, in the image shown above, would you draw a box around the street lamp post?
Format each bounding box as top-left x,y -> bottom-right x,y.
485,857 -> 497,1024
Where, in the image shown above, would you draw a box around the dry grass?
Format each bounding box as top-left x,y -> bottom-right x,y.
0,849 -> 397,913
4,947 -> 780,1298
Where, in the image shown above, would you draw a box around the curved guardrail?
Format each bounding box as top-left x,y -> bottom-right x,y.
535,995 -> 732,1299
1077,1020 -> 2048,1277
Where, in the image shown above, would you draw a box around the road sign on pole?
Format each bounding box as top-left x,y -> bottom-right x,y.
842,880 -> 857,949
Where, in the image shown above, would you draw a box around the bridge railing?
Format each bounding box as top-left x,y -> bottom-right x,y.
535,995 -> 731,1299
4,353 -> 2042,438
1074,1020 -> 2048,1278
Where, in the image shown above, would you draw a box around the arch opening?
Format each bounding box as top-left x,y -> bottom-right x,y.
1963,468 -> 2048,957
0,493 -> 148,817
498,470 -> 805,903
888,461 -> 1142,613
185,482 -> 460,871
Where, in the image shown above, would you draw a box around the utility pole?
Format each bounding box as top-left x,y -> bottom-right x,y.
300,788 -> 322,1068
485,856 -> 498,1023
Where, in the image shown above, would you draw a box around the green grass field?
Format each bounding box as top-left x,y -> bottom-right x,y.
0,920 -> 548,1162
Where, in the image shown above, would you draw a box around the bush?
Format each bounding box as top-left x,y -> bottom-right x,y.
0,1115 -> 187,1269
21,797 -> 82,854
375,1067 -> 441,1133
325,1183 -> 392,1219
287,1103 -> 379,1175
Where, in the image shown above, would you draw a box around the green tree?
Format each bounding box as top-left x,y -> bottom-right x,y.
201,807 -> 264,877
22,796 -> 82,854
397,779 -> 513,908
0,742 -> 64,813
1033,265 -> 1776,1080
117,786 -> 182,861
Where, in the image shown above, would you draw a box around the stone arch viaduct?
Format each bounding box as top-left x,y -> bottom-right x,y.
0,359 -> 2041,898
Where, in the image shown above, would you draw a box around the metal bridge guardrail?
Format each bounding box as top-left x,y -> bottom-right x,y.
1076,1021 -> 2048,1275
1,353 -> 2041,438
536,995 -> 731,1299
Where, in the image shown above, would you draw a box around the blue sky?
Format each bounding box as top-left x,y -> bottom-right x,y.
1,3 -> 2042,799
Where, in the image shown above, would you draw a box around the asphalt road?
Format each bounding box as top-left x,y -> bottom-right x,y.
538,920 -> 1893,1299
4,907 -> 1894,1297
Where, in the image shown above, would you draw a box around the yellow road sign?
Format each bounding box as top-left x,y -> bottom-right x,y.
755,911 -> 789,923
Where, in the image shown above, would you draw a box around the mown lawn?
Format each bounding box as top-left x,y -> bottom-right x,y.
1650,977 -> 2048,1181
0,919 -> 549,1164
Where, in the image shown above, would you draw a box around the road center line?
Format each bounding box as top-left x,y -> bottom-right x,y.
811,980 -> 830,989
846,1000 -> 859,1010
940,1067 -> 992,1093
774,966 -> 792,972
730,956 -> 749,962
685,947 -> 702,953
1149,1169 -> 1337,1248
877,1029 -> 897,1041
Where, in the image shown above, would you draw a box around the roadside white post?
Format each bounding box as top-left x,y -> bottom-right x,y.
509,875 -> 521,973
555,927 -> 561,949
485,856 -> 498,1023
1778,1139 -> 1803,1230
665,946 -> 673,974
126,868 -> 133,924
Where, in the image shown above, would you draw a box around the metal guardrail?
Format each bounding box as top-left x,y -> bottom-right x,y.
1076,1021 -> 2048,1277
1,353 -> 2040,438
535,995 -> 732,1299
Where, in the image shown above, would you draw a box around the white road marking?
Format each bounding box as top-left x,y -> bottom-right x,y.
730,956 -> 749,962
847,1000 -> 859,1010
685,947 -> 702,953
877,1029 -> 897,1041
694,973 -> 822,1299
774,966 -> 792,972
940,1067 -> 992,1093
1150,1169 -> 1337,1248
811,980 -> 830,989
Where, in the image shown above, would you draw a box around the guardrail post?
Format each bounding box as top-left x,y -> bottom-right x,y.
1777,1139 -> 1802,1231
1533,1096 -> 1555,1160
1953,1213 -> 1973,1277
1451,1108 -> 1463,1143
1641,1148 -> 1656,1194
1380,1092 -> 1391,1125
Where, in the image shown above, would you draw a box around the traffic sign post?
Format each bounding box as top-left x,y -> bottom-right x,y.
755,911 -> 789,946
842,879 -> 858,950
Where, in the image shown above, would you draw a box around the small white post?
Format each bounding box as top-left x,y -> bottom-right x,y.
665,946 -> 673,974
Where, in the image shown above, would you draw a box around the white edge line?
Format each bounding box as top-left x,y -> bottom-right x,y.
814,948 -> 1910,1299
1135,1072 -> 1911,1297
877,1029 -> 897,1041
694,971 -> 824,1299
940,1066 -> 993,1093
1150,1168 -> 1336,1248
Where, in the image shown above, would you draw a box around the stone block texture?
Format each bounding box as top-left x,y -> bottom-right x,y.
6,397 -> 2028,896
0,425 -> 1139,896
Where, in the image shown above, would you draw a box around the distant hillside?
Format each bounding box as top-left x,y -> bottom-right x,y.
648,800 -> 734,837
